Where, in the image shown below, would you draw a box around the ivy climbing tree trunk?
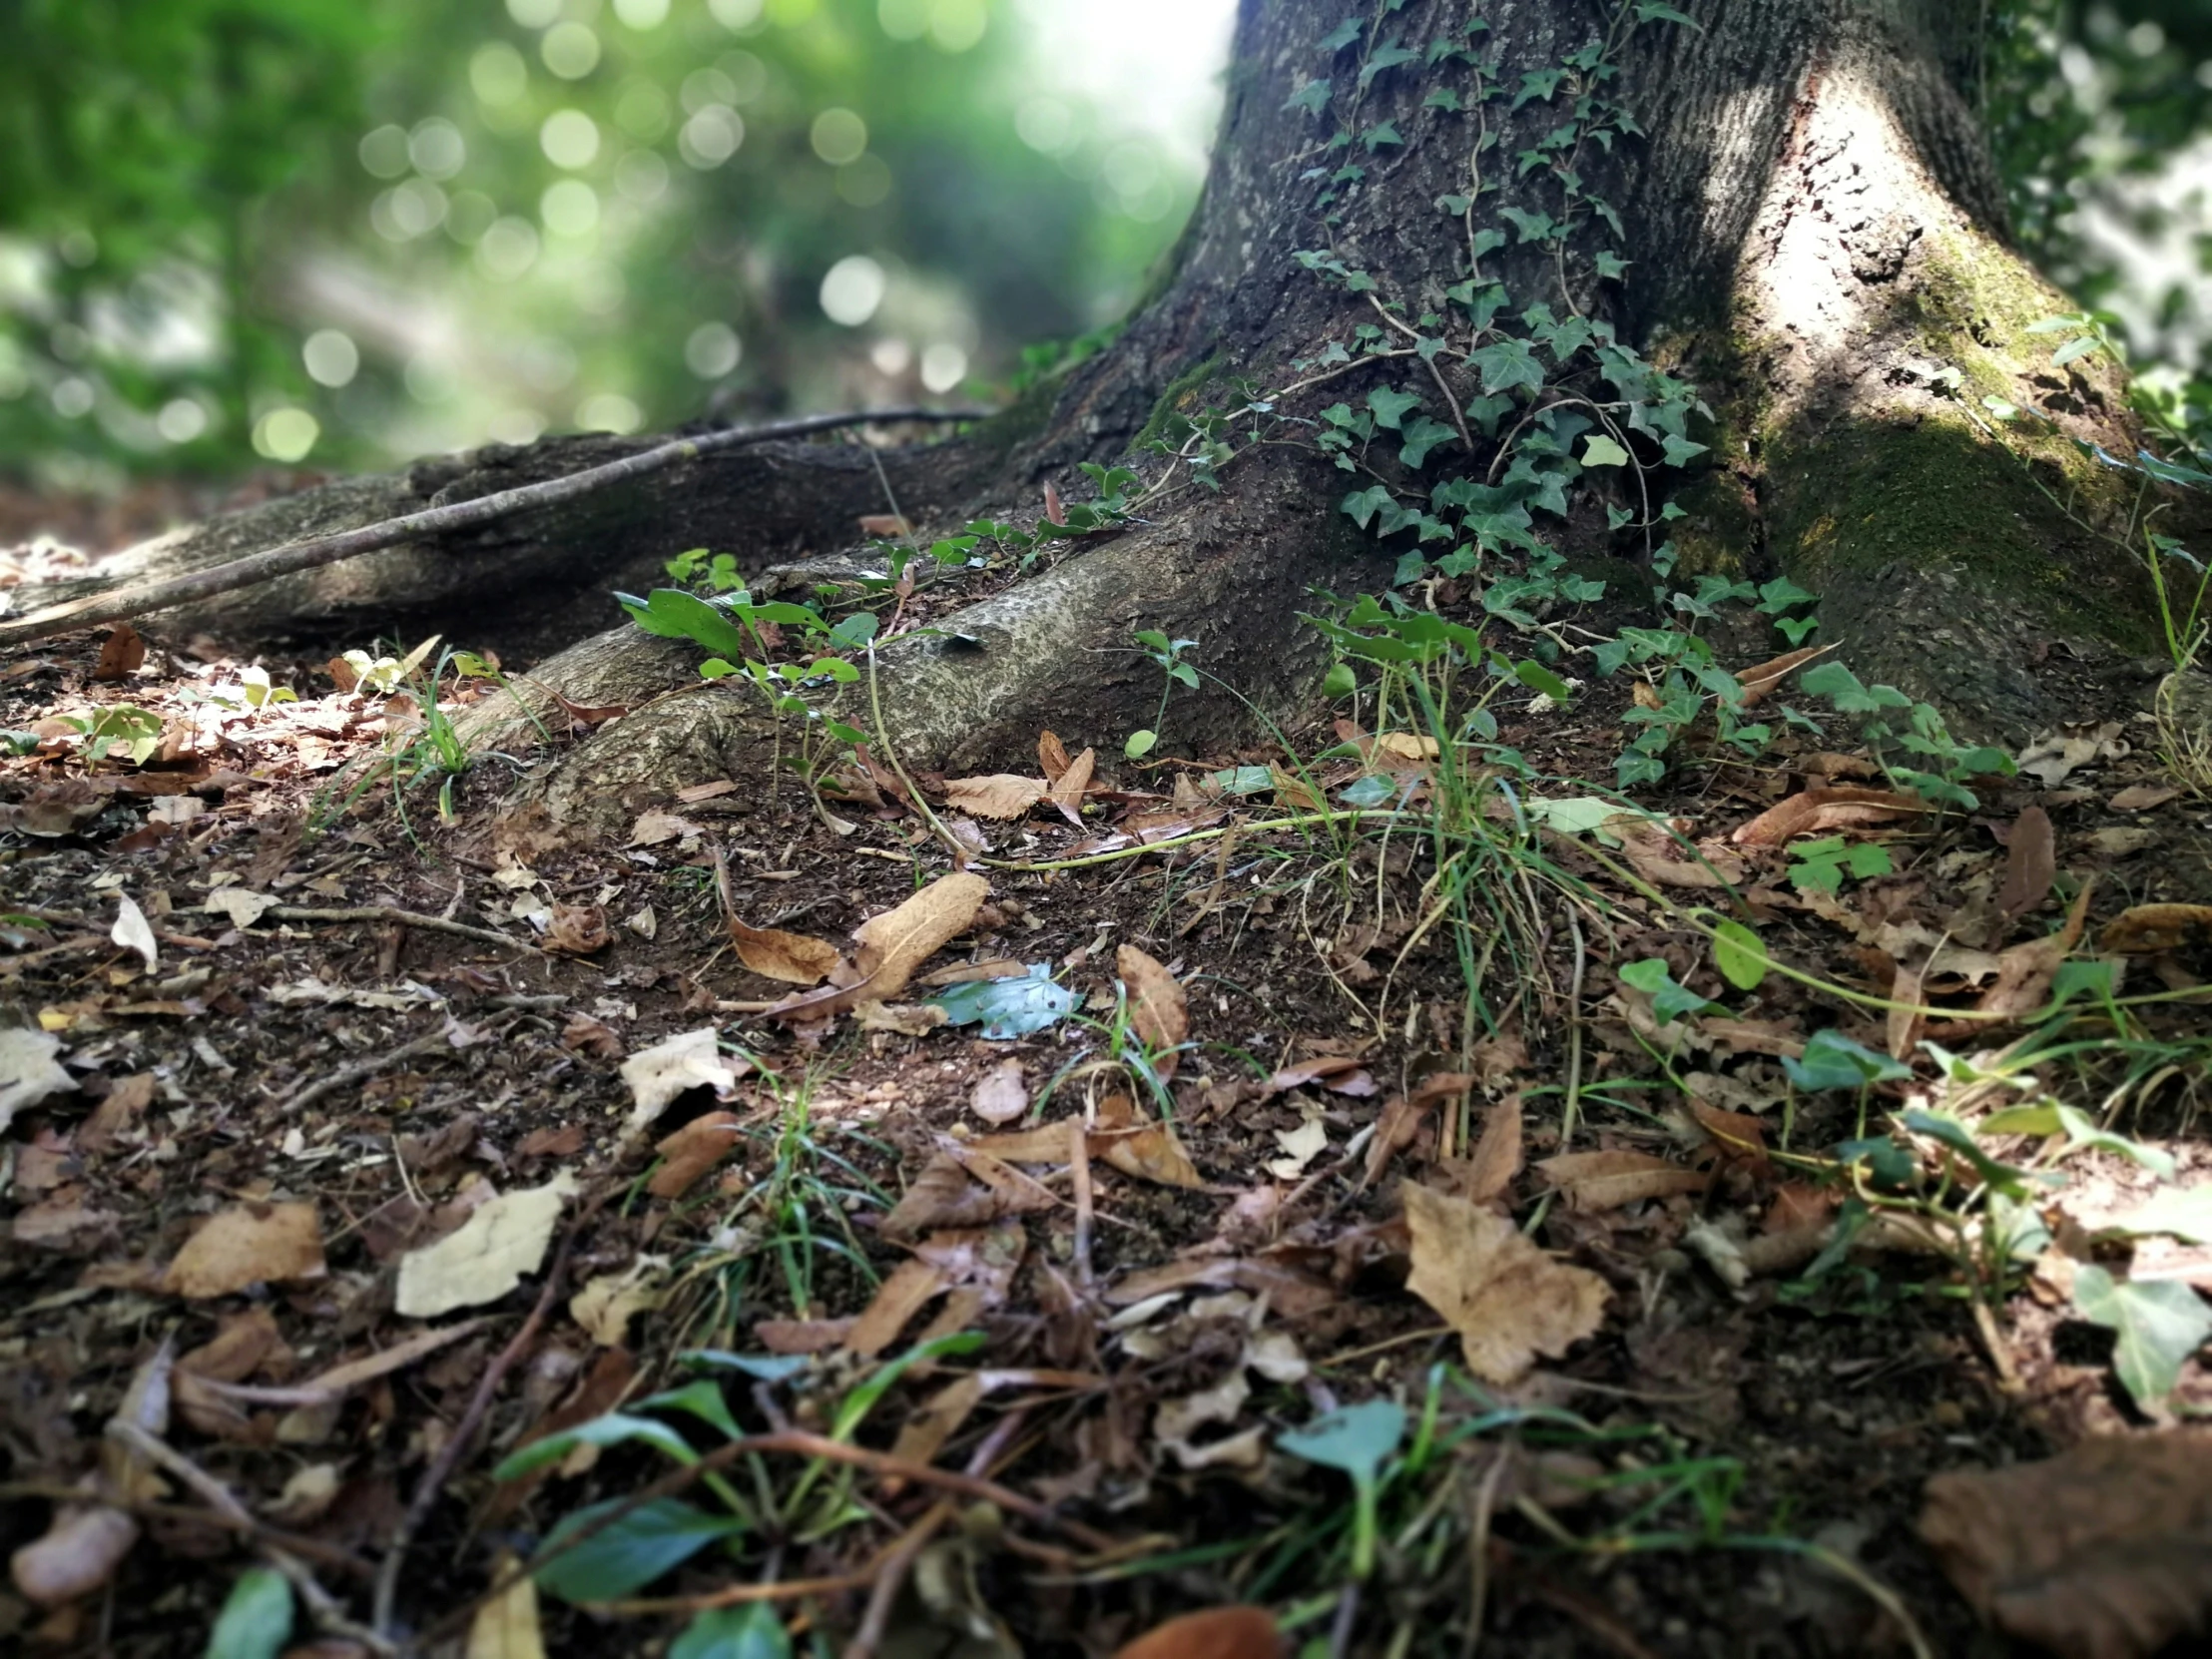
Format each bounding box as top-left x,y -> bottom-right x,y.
22,0 -> 2197,831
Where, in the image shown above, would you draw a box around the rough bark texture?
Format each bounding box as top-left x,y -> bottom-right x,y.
25,0 -> 2203,831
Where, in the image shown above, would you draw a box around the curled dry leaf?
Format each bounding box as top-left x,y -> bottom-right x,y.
2109,784 -> 2181,813
94,622 -> 147,682
1094,1091 -> 1204,1189
853,1000 -> 948,1036
969,1058 -> 1029,1125
542,902 -> 611,957
0,1027 -> 76,1136
559,1012 -> 624,1058
1920,1432 -> 2212,1659
2098,903 -> 2212,956
1608,815 -> 1745,888
944,774 -> 1048,820
844,1255 -> 948,1359
1537,1151 -> 1707,1212
845,870 -> 989,999
1403,1181 -> 1607,1383
627,811 -> 703,847
882,1151 -> 1055,1239
1735,644 -> 1826,707
164,1203 -> 325,1299
1037,730 -> 1072,783
1731,786 -> 1928,846
726,915 -> 839,986
1113,1606 -> 1283,1659
1116,944 -> 1189,1079
1974,878 -> 2095,1021
1046,746 -> 1096,825
111,893 -> 158,972
569,1260 -> 667,1348
648,1110 -> 741,1199
619,1027 -> 741,1133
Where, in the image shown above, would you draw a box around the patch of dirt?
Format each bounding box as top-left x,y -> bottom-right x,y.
3,565 -> 2209,1659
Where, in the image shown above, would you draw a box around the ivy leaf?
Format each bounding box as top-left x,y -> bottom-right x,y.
1342,485 -> 1395,529
1499,206 -> 1556,244
1580,434 -> 1631,467
1285,78 -> 1332,117
2072,1266 -> 2212,1411
1635,1 -> 1701,24
1367,386 -> 1421,430
1468,337 -> 1544,395
1618,957 -> 1715,1022
1398,415 -> 1457,468
1361,121 -> 1402,151
1594,250 -> 1629,279
1782,1029 -> 1912,1091
1660,433 -> 1709,466
1359,43 -> 1420,90
1512,69 -> 1564,107
1434,192 -> 1472,215
1422,86 -> 1463,113
1316,17 -> 1362,51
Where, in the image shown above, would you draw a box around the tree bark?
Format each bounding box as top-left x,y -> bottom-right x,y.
24,0 -> 2201,831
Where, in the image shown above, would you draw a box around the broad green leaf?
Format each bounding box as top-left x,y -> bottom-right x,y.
1580,434 -> 1631,467
1278,1398 -> 1405,1486
2071,1266 -> 2212,1410
1618,957 -> 1714,1022
1510,659 -> 1571,702
1322,663 -> 1358,699
830,1332 -> 988,1441
206,1567 -> 292,1659
681,1351 -> 810,1382
535,1498 -> 744,1605
672,1603 -> 792,1659
929,964 -> 1078,1039
495,1411 -> 699,1480
1124,729 -> 1158,759
1783,1029 -> 1912,1091
1898,1108 -> 2051,1197
2114,1185 -> 2212,1245
637,1378 -> 744,1441
1712,920 -> 1768,990
1367,386 -> 1420,430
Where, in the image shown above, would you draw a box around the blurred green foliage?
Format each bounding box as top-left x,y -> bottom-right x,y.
0,0 -> 2203,483
0,0 -> 1203,481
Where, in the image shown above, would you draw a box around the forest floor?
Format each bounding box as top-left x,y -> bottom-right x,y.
4,498 -> 2212,1659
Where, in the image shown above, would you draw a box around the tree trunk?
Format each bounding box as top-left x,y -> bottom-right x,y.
28,0 -> 2197,831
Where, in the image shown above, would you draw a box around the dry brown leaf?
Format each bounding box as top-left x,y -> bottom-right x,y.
1046,746 -> 1096,825
1037,731 -> 1072,783
10,1504 -> 140,1607
754,1318 -> 853,1354
852,871 -> 988,997
395,1175 -> 576,1319
1609,815 -> 1744,888
1374,732 -> 1441,764
1094,1092 -> 1204,1189
1888,954 -> 1927,1061
627,811 -> 703,847
845,1256 -> 949,1358
970,1059 -> 1028,1125
1117,944 -> 1189,1079
559,1013 -> 624,1058
1459,1093 -> 1524,1205
1998,806 -> 2057,922
918,958 -> 1028,986
2099,903 -> 2212,955
857,512 -> 913,538
1402,1181 -> 1607,1383
1731,786 -> 1928,846
944,774 -> 1048,820
853,1000 -> 948,1035
1269,762 -> 1327,811
649,1111 -> 741,1199
1699,1016 -> 1806,1058
1112,1606 -> 1284,1659
960,1123 -> 1080,1163
164,1203 -> 325,1299
1975,877 -> 2095,1020
94,624 -> 146,682
882,1151 -> 1053,1239
2109,783 -> 2182,813
1735,644 -> 1826,707
466,1549 -> 546,1659
725,915 -> 841,986
1687,1101 -> 1771,1174
542,903 -> 610,957
888,1373 -> 989,1474
1264,1055 -> 1370,1095
1920,1433 -> 2212,1659
569,1262 -> 666,1348
1536,1150 -> 1707,1212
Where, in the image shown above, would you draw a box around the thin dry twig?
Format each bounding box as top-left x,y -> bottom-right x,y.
280,1029 -> 451,1115
0,407 -> 988,649
257,904 -> 538,953
842,1500 -> 952,1659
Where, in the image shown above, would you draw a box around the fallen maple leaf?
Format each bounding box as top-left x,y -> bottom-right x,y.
1117,944 -> 1189,1078
1921,1432 -> 2212,1659
164,1203 -> 325,1299
1402,1181 -> 1607,1382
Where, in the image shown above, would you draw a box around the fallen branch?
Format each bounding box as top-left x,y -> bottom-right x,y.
257,903 -> 537,954
0,406 -> 988,649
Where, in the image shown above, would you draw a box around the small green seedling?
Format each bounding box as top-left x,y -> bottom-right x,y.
1277,1397 -> 1405,1581
1126,629 -> 1199,759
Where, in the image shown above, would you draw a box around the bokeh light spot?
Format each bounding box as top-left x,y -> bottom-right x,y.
540,109 -> 602,169
686,321 -> 743,377
302,329 -> 360,388
811,108 -> 867,166
820,255 -> 886,325
254,407 -> 319,462
541,22 -> 602,80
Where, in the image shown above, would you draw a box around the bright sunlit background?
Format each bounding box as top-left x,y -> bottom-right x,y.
0,0 -> 1237,486
0,0 -> 2203,487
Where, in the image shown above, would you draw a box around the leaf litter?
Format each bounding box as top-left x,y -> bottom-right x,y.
1,617 -> 2210,1659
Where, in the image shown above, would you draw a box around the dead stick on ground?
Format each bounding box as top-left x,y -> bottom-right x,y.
0,406 -> 988,649
842,1501 -> 952,1659
280,1030 -> 453,1115
372,1192 -> 601,1638
257,904 -> 539,953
